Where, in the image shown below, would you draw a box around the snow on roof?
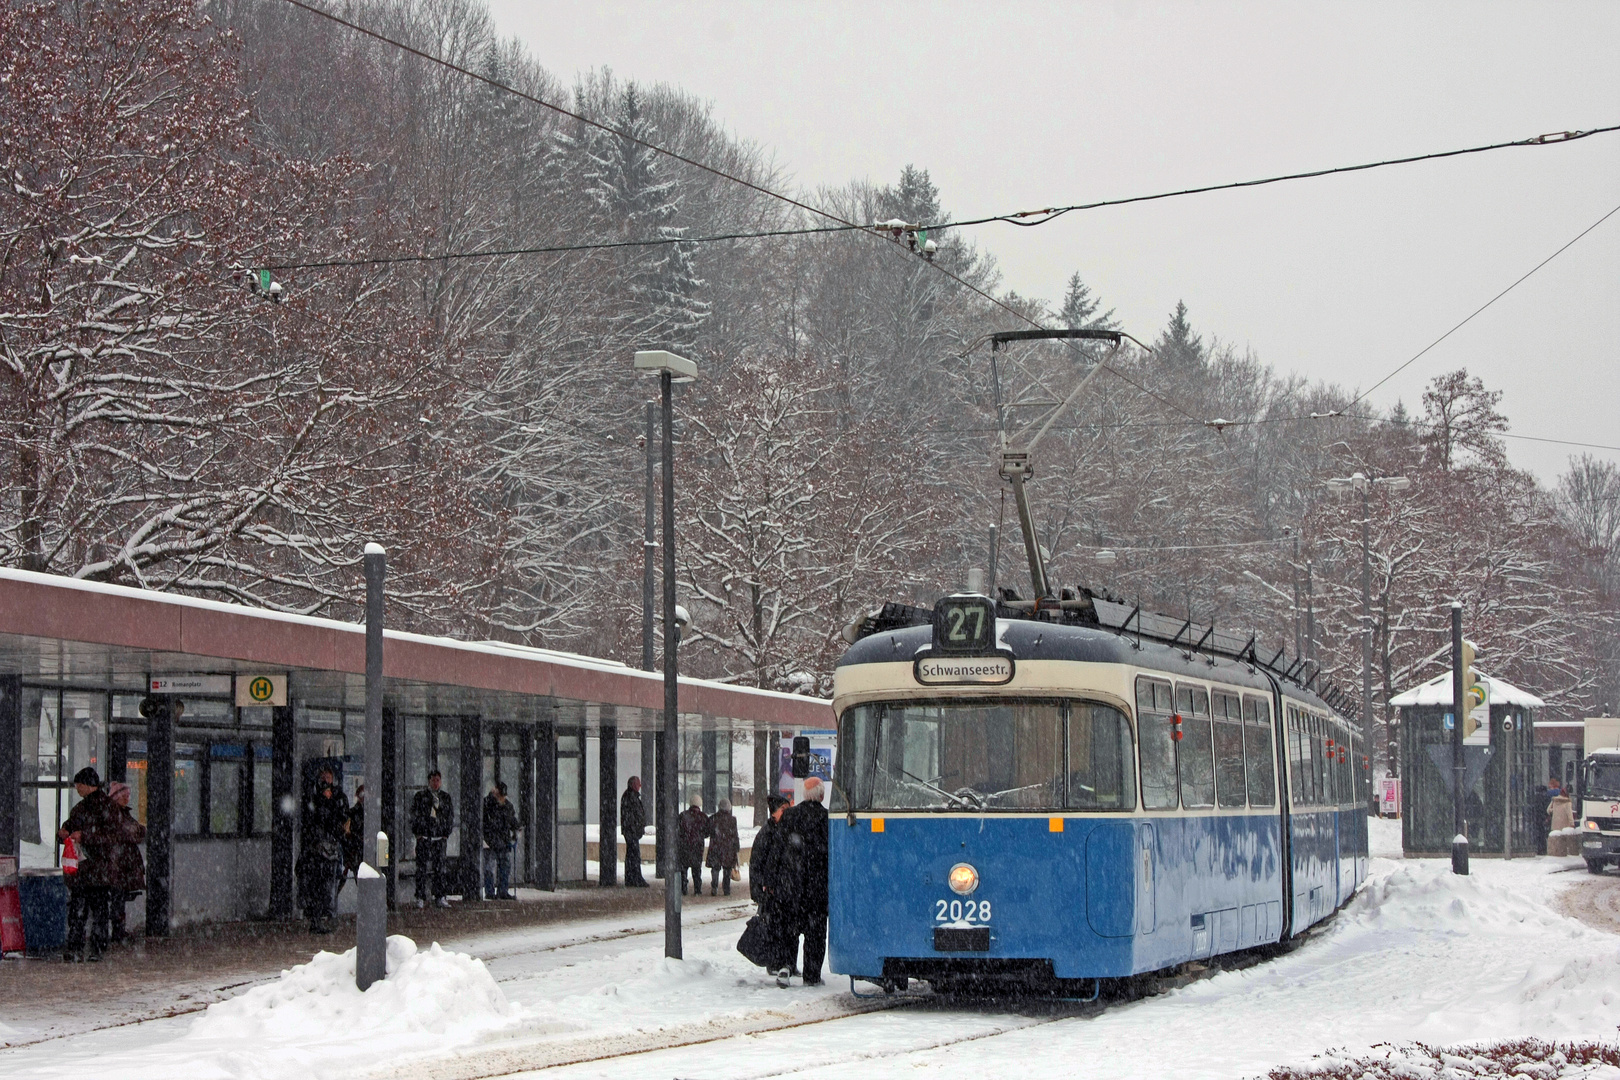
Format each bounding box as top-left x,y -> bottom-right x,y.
0,566 -> 824,706
1388,670 -> 1545,709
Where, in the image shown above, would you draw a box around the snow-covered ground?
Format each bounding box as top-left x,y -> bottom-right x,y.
4,817 -> 1614,1080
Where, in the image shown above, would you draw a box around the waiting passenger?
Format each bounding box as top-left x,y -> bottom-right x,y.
620,777 -> 648,888
104,781 -> 146,944
778,777 -> 830,987
677,794 -> 711,896
483,782 -> 518,900
58,767 -> 116,962
298,767 -> 348,934
706,799 -> 740,896
411,770 -> 455,909
341,784 -> 366,888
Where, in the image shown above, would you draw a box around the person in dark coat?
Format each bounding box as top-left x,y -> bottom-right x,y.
677,795 -> 711,896
706,799 -> 740,896
104,781 -> 146,944
58,768 -> 117,962
743,794 -> 793,974
482,782 -> 519,900
299,767 -> 348,933
749,795 -> 790,905
1532,777 -> 1560,856
777,777 -> 830,986
620,776 -> 648,887
341,784 -> 366,888
410,770 -> 455,908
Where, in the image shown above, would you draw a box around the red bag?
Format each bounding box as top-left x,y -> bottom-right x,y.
0,886 -> 22,954
61,835 -> 80,876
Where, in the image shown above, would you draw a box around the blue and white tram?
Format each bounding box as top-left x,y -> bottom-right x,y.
828,593 -> 1369,993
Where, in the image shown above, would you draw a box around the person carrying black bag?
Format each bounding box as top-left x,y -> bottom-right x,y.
737,794 -> 792,972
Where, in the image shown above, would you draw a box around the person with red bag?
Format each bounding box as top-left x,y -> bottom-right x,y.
57,767 -> 118,962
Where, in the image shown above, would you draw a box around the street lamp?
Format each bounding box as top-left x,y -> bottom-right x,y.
633,349 -> 697,961
1324,471 -> 1411,768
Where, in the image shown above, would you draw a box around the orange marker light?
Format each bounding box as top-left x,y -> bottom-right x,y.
1049,817 -> 1064,833
871,817 -> 885,833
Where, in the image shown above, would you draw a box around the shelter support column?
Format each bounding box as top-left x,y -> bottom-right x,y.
269,704 -> 296,919
533,721 -> 555,890
145,698 -> 174,937
0,676 -> 18,862
599,722 -> 618,885
461,715 -> 483,901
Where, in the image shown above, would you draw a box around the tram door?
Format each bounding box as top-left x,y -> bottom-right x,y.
482,726 -> 532,886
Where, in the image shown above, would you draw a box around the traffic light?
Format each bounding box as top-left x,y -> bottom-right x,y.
1461,640 -> 1485,738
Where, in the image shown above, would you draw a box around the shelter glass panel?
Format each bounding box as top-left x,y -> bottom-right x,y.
174,742 -> 203,835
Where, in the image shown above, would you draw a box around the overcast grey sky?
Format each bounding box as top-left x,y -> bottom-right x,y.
485,0 -> 1618,482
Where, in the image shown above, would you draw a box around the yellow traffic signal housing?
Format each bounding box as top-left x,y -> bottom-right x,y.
1461,640 -> 1485,738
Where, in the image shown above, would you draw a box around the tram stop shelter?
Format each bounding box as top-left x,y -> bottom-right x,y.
0,567 -> 830,936
1390,671 -> 1543,856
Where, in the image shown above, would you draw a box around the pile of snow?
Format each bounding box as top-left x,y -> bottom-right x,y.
1270,1039 -> 1620,1079
1335,860 -> 1620,1043
188,935 -> 519,1045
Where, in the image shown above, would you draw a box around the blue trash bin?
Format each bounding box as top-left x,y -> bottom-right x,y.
19,870 -> 68,956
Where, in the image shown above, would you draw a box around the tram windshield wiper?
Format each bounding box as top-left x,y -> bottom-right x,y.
899,767 -> 977,811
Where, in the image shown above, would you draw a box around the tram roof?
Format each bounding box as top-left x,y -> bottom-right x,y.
0,567 -> 831,733
837,619 -> 1344,718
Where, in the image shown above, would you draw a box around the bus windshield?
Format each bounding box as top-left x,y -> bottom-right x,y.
835,698 -> 1135,812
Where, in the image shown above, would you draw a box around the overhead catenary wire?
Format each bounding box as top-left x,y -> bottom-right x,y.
269,0 -> 1617,454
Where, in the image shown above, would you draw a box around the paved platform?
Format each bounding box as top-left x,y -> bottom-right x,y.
0,881 -> 743,1048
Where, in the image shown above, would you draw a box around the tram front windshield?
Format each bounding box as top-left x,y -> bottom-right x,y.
837,698 -> 1135,812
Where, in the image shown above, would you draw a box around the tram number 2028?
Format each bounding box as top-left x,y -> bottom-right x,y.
935,898 -> 992,923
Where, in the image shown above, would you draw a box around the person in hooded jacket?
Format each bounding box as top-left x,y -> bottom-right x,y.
620,776 -> 648,887
746,794 -> 795,974
677,795 -> 711,896
58,768 -> 118,962
776,777 -> 830,986
705,799 -> 740,895
482,782 -> 519,900
104,780 -> 146,944
299,767 -> 348,933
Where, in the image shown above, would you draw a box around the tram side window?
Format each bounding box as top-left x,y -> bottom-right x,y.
1136,678 -> 1178,810
1287,710 -> 1309,808
1066,702 -> 1137,811
1310,718 -> 1327,805
1176,685 -> 1215,809
1212,691 -> 1247,808
1242,697 -> 1277,807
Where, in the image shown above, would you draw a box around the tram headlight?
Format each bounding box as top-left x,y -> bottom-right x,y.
948,862 -> 980,896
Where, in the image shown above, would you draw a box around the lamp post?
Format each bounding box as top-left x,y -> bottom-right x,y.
1325,472 -> 1411,761
634,349 -> 697,960
357,543 -> 386,990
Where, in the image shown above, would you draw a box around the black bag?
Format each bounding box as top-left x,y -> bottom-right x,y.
736,913 -> 780,969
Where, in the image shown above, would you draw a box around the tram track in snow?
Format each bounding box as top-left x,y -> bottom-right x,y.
387,933 -> 1311,1080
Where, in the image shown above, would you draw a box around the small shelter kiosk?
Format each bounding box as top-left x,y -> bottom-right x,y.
1390,672 -> 1543,856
